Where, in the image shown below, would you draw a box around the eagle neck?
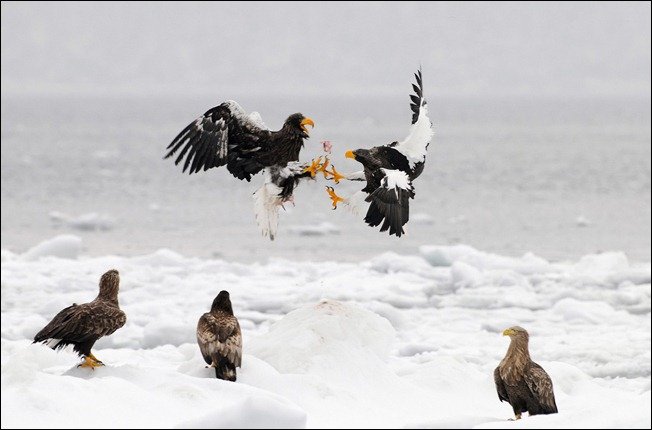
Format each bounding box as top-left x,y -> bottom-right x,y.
97,282 -> 120,304
500,337 -> 531,384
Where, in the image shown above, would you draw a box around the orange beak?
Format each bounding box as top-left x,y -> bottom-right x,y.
345,150 -> 355,159
300,117 -> 315,133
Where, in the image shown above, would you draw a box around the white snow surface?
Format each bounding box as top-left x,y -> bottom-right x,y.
1,237 -> 650,428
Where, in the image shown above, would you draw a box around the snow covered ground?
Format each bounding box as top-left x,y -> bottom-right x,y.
2,236 -> 650,428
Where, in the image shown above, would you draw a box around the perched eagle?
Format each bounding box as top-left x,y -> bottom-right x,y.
196,290 -> 242,381
33,269 -> 127,369
494,326 -> 558,420
164,100 -> 315,238
328,69 -> 433,237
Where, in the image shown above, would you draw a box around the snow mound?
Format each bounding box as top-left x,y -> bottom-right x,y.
21,235 -> 83,260
1,240 -> 650,428
49,211 -> 114,231
287,222 -> 340,236
420,244 -> 551,274
176,396 -> 307,429
250,300 -> 395,374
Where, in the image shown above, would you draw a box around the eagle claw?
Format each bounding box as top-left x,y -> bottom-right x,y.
78,355 -> 104,369
325,165 -> 346,184
303,156 -> 324,178
326,186 -> 345,210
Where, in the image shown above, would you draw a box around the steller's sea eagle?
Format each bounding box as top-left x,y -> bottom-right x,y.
327,69 -> 434,237
164,100 -> 321,239
494,326 -> 558,420
196,290 -> 242,381
33,269 -> 127,369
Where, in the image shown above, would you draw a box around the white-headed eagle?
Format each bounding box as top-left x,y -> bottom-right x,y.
328,69 -> 434,237
33,269 -> 127,369
164,100 -> 317,239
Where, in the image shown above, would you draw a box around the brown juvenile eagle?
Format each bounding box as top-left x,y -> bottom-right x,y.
164,100 -> 317,239
33,269 -> 127,369
197,290 -> 242,381
327,69 -> 433,237
494,326 -> 558,420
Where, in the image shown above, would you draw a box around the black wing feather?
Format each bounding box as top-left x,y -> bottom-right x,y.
364,180 -> 412,238
410,69 -> 425,124
165,102 -> 264,178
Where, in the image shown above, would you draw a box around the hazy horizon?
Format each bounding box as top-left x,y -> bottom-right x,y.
2,2 -> 650,98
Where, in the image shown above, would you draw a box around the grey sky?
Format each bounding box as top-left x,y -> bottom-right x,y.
1,1 -> 650,97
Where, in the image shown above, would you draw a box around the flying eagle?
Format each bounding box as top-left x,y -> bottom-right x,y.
164,100 -> 317,238
327,69 -> 433,237
494,326 -> 558,420
33,269 -> 127,369
196,290 -> 242,381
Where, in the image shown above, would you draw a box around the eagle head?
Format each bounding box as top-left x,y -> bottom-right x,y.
284,113 -> 314,138
211,290 -> 234,315
502,326 -> 529,342
98,269 -> 120,301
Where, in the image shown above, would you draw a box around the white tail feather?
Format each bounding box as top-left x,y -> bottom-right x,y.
253,182 -> 283,241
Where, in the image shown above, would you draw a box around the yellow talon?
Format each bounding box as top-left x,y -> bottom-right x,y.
303,156 -> 323,178
318,157 -> 331,178
326,186 -> 345,210
78,355 -> 104,369
327,165 -> 346,184
88,353 -> 104,365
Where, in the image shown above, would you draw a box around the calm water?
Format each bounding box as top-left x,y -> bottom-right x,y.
1,94 -> 650,262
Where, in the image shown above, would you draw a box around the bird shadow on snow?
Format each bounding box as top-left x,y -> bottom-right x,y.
61,363 -> 142,380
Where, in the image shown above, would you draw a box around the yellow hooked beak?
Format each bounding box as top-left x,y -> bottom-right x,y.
502,328 -> 515,337
300,117 -> 315,133
345,150 -> 355,159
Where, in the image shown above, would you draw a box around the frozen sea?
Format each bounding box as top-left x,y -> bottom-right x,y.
1,94 -> 650,428
1,94 -> 650,263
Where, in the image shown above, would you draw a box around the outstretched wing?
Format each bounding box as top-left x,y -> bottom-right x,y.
364,168 -> 414,237
164,100 -> 270,180
33,302 -> 126,349
393,69 -> 434,166
197,313 -> 242,367
524,362 -> 558,413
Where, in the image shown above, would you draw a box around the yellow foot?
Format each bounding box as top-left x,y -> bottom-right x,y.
326,186 -> 345,210
303,156 -> 323,178
318,157 -> 331,178
326,165 -> 346,184
88,353 -> 104,365
78,355 -> 104,369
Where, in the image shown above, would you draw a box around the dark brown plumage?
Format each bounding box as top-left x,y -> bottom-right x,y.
197,290 -> 242,381
164,100 -> 314,181
494,326 -> 558,420
33,269 -> 127,368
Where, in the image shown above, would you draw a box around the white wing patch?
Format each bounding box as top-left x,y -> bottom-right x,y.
395,100 -> 433,167
381,168 -> 412,191
247,111 -> 269,130
223,100 -> 270,132
215,118 -> 228,159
